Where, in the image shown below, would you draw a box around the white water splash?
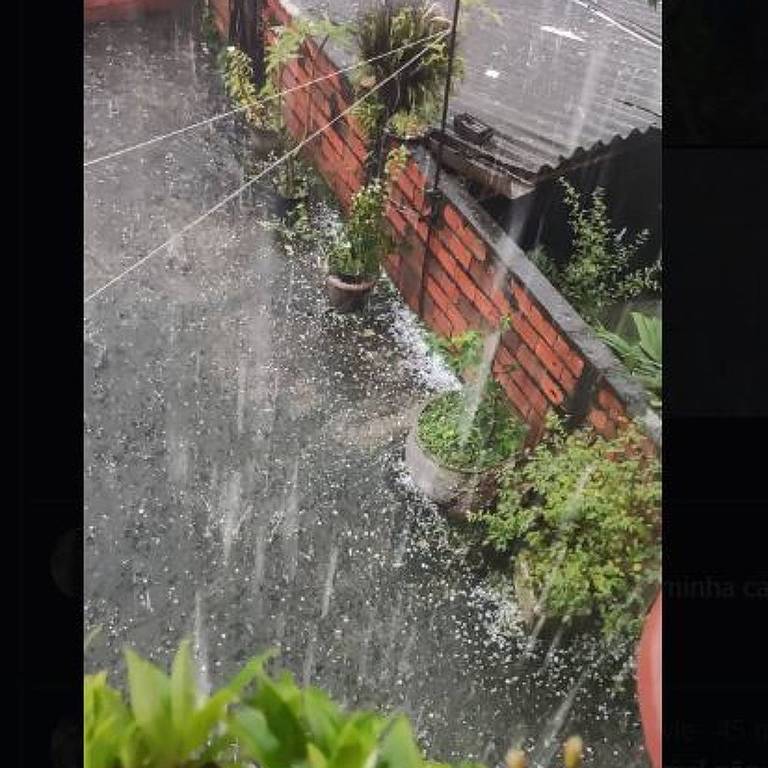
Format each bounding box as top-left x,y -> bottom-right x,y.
389,301 -> 459,392
193,590 -> 211,698
541,25 -> 584,43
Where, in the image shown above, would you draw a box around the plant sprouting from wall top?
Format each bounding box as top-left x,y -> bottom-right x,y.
528,179 -> 661,325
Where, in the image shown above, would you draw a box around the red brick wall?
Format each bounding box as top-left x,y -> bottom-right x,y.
210,0 -> 229,37
258,0 -> 659,451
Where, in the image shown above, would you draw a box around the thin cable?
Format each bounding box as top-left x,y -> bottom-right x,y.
84,32 -> 449,306
83,29 -> 449,168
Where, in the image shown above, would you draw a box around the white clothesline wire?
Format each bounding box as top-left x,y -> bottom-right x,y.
84,31 -> 449,306
83,29 -> 449,168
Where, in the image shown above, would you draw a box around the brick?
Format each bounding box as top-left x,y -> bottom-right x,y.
498,374 -> 531,420
400,263 -> 422,306
467,258 -> 495,297
553,335 -> 585,378
511,368 -> 547,416
524,412 -> 548,448
558,365 -> 578,395
406,160 -> 426,188
385,204 -> 408,237
384,251 -> 401,274
597,386 -> 625,420
515,343 -> 545,383
510,313 -> 543,351
396,173 -> 418,203
309,91 -> 332,121
453,296 -> 483,331
534,338 -> 564,381
474,289 -> 501,325
456,224 -> 487,261
510,280 -> 534,316
450,265 -> 477,303
439,228 -> 473,269
325,126 -> 347,157
427,262 -> 459,302
494,344 -> 516,369
490,286 -> 514,316
429,238 -> 460,282
587,407 -> 608,432
425,302 -> 453,338
443,204 -> 465,233
426,276 -> 452,314
500,329 -> 521,355
538,371 -> 565,405
527,304 -> 559,346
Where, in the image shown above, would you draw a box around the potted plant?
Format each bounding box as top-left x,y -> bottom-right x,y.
476,413 -> 661,638
406,328 -> 528,520
326,176 -> 391,312
351,0 -> 460,174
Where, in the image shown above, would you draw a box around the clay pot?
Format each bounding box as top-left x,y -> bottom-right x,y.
326,274 -> 376,313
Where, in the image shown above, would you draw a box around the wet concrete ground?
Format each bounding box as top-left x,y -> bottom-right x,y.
84,12 -> 646,767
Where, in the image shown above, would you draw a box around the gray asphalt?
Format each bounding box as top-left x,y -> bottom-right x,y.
84,10 -> 645,767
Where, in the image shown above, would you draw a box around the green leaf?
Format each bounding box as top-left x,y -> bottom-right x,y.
327,713 -> 384,768
170,639 -> 197,735
247,676 -> 308,765
229,706 -> 282,768
302,687 -> 343,756
124,648 -> 176,764
308,742 -> 331,768
185,651 -> 276,753
377,715 -> 423,768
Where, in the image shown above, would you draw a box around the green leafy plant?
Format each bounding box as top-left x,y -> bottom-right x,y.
477,413 -> 661,639
597,312 -> 662,409
352,0 -> 461,147
387,108 -> 430,139
85,640 -> 276,768
219,46 -> 265,126
419,327 -> 527,471
328,177 -> 392,280
528,180 -> 661,325
86,641 -> 584,768
261,18 -> 349,197
418,383 -> 527,471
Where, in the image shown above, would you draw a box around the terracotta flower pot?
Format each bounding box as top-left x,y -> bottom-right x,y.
326,274 -> 377,313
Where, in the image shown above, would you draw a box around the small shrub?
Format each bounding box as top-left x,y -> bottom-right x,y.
530,180 -> 661,325
219,46 -> 264,126
477,413 -> 661,639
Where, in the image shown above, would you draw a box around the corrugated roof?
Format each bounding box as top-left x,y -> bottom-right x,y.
295,0 -> 661,180
451,0 -> 661,180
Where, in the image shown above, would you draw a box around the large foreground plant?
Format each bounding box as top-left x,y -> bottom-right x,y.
477,414 -> 661,639
85,641 -> 585,768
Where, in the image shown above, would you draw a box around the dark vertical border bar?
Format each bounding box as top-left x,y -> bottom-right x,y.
664,2 -> 768,766
19,0 -> 84,765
